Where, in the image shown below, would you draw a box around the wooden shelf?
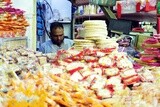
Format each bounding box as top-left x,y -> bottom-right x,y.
75,10 -> 157,23
120,10 -> 157,23
75,0 -> 89,6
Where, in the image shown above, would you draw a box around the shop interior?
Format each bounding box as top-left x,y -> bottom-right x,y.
0,0 -> 160,106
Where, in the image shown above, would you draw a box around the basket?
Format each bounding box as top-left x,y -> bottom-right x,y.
90,0 -> 116,6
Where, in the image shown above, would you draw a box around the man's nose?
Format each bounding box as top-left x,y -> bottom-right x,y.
57,36 -> 61,40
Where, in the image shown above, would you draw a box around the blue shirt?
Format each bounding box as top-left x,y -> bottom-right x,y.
39,38 -> 74,53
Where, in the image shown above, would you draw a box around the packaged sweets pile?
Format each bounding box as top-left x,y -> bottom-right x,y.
139,34 -> 160,66
0,0 -> 29,38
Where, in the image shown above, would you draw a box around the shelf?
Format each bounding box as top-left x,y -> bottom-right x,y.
58,21 -> 71,24
75,10 -> 157,23
0,36 -> 27,47
75,14 -> 106,20
0,36 -> 27,42
129,32 -> 151,36
75,0 -> 89,6
120,10 -> 157,23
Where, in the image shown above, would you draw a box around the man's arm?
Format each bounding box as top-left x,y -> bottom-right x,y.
39,44 -> 45,53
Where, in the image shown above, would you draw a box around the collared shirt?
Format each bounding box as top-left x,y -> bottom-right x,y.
39,38 -> 74,53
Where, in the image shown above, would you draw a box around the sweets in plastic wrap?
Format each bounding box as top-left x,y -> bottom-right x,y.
0,0 -> 29,38
138,34 -> 160,66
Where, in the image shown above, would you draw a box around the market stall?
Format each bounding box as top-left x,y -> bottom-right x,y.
0,20 -> 160,107
0,0 -> 160,107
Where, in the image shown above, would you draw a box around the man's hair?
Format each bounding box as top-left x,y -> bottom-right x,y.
50,22 -> 64,32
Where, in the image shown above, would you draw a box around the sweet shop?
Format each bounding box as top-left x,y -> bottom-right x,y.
0,0 -> 160,107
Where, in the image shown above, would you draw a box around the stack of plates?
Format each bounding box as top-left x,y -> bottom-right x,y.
96,38 -> 118,49
73,20 -> 118,50
82,20 -> 108,40
73,39 -> 96,50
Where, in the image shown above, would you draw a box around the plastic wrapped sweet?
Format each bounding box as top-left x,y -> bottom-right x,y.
153,34 -> 160,42
138,34 -> 160,66
0,1 -> 29,38
144,37 -> 159,44
144,47 -> 159,52
140,56 -> 156,63
1,46 -> 160,106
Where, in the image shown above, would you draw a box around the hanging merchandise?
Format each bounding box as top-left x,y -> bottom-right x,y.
37,0 -> 45,37
36,0 -> 54,50
40,0 -> 72,38
42,0 -> 54,32
0,0 -> 29,38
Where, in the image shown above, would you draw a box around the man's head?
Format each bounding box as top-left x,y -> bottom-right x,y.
49,22 -> 64,46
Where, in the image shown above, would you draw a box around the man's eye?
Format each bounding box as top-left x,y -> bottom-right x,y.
53,34 -> 63,37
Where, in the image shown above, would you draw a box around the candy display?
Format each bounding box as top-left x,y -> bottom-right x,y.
0,46 -> 109,107
0,0 -> 159,104
0,45 -> 160,106
138,34 -> 160,66
0,0 -> 29,38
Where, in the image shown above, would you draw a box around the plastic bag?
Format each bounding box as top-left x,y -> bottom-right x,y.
115,0 -> 136,13
90,0 -> 116,6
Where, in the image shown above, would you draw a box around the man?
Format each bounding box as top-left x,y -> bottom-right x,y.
39,22 -> 74,53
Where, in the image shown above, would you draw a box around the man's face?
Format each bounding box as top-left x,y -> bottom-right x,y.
50,27 -> 64,46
